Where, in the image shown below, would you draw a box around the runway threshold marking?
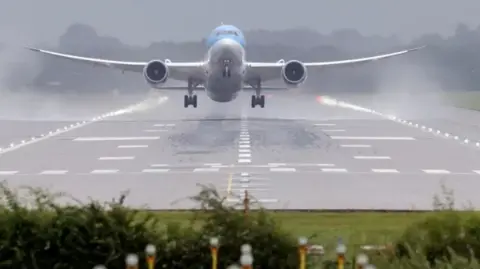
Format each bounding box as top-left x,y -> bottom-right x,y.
74,137 -> 160,141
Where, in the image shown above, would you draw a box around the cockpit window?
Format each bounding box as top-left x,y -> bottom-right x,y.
215,30 -> 239,36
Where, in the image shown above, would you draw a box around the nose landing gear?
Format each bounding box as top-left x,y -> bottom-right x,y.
222,60 -> 231,77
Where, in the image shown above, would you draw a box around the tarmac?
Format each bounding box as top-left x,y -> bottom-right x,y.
1,91 -> 480,210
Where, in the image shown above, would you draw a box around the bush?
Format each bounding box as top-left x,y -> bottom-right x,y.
0,182 -> 299,269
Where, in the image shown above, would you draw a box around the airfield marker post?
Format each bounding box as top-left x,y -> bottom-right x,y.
210,237 -> 219,269
145,244 -> 156,269
298,236 -> 308,269
336,242 -> 346,269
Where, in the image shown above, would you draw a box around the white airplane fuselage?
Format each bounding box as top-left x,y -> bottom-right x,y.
204,37 -> 246,102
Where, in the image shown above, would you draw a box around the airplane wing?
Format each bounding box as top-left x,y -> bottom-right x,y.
152,85 -> 289,91
245,45 -> 426,83
25,47 -> 206,82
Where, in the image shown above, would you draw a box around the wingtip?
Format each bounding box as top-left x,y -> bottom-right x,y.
23,46 -> 41,52
409,45 -> 427,52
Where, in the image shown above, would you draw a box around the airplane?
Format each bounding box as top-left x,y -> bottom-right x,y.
26,24 -> 425,108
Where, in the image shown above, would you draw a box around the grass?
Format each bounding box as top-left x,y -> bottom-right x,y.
445,91 -> 480,110
143,210 -> 480,256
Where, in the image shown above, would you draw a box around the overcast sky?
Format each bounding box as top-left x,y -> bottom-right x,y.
1,0 -> 480,46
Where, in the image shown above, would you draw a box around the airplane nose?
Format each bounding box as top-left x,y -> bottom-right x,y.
215,37 -> 241,48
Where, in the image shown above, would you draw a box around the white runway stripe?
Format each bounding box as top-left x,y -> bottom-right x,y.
117,145 -> 148,148
144,129 -> 167,132
238,159 -> 251,163
422,169 -> 450,174
239,145 -> 250,148
321,168 -> 348,172
331,136 -> 415,140
91,169 -> 119,174
354,156 -> 391,160
98,156 -> 135,160
239,153 -> 251,158
74,137 -> 159,141
193,168 -> 220,172
314,123 -> 336,126
39,170 -> 68,175
239,149 -> 250,153
153,123 -> 175,127
371,169 -> 399,173
0,171 -> 18,175
270,167 -> 296,172
142,169 -> 170,173
322,129 -> 345,132
341,144 -> 371,148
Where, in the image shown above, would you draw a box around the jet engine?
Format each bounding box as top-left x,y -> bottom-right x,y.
143,60 -> 169,86
281,60 -> 307,85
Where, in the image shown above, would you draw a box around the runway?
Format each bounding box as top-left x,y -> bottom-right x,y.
1,91 -> 480,210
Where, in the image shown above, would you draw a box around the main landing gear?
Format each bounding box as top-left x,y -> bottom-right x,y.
184,79 -> 197,108
184,95 -> 197,108
250,80 -> 265,108
251,95 -> 265,108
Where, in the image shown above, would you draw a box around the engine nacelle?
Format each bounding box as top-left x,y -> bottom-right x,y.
281,60 -> 307,85
143,60 -> 169,86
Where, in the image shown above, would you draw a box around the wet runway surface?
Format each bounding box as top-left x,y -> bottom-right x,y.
1,91 -> 480,210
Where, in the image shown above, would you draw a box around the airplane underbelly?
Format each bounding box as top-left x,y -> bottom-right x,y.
206,70 -> 243,102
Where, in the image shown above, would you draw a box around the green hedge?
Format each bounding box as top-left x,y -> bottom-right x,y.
0,182 -> 480,269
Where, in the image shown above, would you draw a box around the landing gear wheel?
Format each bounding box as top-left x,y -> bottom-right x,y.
251,95 -> 265,108
184,95 -> 198,108
192,95 -> 197,108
